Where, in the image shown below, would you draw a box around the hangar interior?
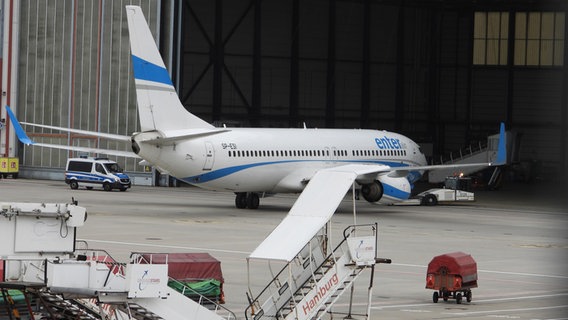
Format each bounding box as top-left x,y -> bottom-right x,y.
1,0 -> 566,183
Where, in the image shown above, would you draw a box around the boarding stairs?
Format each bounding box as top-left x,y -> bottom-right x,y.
36,290 -> 101,320
428,130 -> 508,183
45,251 -> 237,320
0,284 -> 102,320
246,224 -> 382,320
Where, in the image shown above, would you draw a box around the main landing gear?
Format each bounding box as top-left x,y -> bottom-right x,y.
235,192 -> 260,209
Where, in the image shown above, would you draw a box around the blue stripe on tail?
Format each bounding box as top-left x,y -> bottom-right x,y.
131,55 -> 173,86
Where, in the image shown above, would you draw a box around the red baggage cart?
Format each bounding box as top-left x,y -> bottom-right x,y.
425,251 -> 477,304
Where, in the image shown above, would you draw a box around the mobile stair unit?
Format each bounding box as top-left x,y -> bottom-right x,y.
0,202 -> 236,320
245,166 -> 392,320
245,224 -> 389,320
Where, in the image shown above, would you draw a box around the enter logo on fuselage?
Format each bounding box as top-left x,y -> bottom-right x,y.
375,136 -> 402,150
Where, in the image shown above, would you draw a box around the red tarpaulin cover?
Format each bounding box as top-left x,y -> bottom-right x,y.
427,252 -> 477,280
0,259 -> 4,282
141,253 -> 224,283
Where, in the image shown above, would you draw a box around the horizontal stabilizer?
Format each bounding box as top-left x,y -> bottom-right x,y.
21,122 -> 131,142
139,128 -> 230,146
28,143 -> 139,158
6,106 -> 34,145
5,106 -> 138,158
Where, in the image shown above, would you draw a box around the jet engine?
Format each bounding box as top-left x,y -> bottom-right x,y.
361,175 -> 411,204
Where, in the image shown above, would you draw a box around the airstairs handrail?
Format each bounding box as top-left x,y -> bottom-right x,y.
75,248 -> 128,279
245,224 -> 377,320
244,235 -> 329,319
167,278 -> 237,320
129,252 -> 237,320
435,141 -> 486,165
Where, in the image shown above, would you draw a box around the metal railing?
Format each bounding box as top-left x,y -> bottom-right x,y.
130,252 -> 237,320
245,224 -> 378,320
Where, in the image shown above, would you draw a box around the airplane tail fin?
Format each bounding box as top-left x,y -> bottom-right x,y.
494,122 -> 507,166
125,6 -> 214,132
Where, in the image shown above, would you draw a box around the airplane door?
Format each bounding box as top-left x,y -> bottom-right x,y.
203,142 -> 215,170
329,147 -> 338,161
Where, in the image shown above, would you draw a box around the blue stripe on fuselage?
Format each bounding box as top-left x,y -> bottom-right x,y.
181,160 -> 422,185
131,55 -> 173,86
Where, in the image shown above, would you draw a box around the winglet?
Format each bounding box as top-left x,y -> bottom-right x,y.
5,106 -> 35,145
494,122 -> 506,166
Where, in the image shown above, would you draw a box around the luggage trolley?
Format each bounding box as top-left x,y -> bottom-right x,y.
425,251 -> 478,304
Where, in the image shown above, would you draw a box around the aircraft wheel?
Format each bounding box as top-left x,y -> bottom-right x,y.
70,181 -> 79,190
235,193 -> 247,209
246,193 -> 260,209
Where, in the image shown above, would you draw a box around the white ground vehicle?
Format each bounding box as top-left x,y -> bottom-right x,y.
65,157 -> 131,191
399,176 -> 475,206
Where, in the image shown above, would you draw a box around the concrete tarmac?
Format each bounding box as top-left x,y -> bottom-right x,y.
1,178 -> 567,319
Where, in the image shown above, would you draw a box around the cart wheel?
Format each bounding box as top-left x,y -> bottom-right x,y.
422,194 -> 438,206
466,290 -> 472,302
443,290 -> 449,301
456,293 -> 462,304
432,291 -> 439,303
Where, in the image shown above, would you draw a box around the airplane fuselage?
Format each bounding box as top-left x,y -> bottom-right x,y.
133,127 -> 427,194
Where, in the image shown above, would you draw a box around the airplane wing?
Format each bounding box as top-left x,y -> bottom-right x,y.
5,106 -> 139,158
250,166 -> 363,261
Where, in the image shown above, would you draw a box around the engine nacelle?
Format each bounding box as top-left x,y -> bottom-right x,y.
361,181 -> 383,203
361,175 -> 411,204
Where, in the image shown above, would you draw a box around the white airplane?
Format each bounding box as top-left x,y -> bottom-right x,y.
6,5 -> 506,209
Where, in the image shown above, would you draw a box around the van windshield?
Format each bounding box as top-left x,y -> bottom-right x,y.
104,163 -> 123,173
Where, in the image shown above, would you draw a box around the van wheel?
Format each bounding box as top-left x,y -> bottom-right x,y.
70,181 -> 79,190
103,182 -> 112,191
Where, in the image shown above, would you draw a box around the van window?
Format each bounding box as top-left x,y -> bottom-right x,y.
95,163 -> 106,174
68,161 -> 92,172
104,163 -> 123,173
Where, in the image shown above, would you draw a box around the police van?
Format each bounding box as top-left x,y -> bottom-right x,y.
65,157 -> 131,191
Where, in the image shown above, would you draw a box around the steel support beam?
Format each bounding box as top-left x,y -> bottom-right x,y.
506,9 -> 516,127
561,8 -> 568,180
251,0 -> 262,126
361,0 -> 371,129
394,4 -> 405,132
325,0 -> 336,127
289,0 -> 300,127
212,0 -> 224,121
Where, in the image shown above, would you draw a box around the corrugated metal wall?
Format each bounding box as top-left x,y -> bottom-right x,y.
17,0 -> 159,172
